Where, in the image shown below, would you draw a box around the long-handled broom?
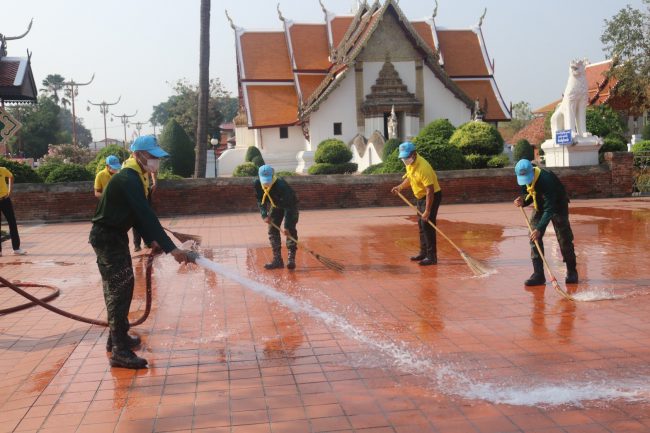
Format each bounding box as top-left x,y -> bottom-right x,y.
397,191 -> 493,276
519,206 -> 574,302
268,221 -> 344,273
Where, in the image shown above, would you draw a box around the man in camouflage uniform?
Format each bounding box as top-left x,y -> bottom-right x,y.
513,159 -> 578,286
90,135 -> 196,369
254,165 -> 299,270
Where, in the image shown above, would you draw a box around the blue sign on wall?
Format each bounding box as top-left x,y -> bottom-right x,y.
556,129 -> 572,145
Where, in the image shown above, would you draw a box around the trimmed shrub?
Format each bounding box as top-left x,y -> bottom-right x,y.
380,148 -> 406,173
0,157 -> 41,183
159,119 -> 195,177
416,143 -> 467,171
413,118 -> 456,146
632,140 -> 650,153
276,170 -> 295,177
362,163 -> 385,174
449,121 -> 504,156
308,162 -> 358,175
513,139 -> 534,162
315,139 -> 352,164
487,154 -> 510,168
600,135 -> 627,156
382,138 -> 400,160
233,162 -> 258,177
464,154 -> 491,169
156,170 -> 184,180
251,155 -> 265,168
37,160 -> 65,181
45,164 -> 93,183
87,145 -> 131,174
245,146 -> 263,163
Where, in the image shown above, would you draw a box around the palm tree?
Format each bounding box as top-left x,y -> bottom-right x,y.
194,0 -> 210,178
41,74 -> 65,105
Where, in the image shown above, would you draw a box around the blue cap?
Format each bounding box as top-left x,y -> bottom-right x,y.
130,135 -> 168,158
515,159 -> 535,185
258,164 -> 274,184
398,141 -> 416,158
105,155 -> 122,171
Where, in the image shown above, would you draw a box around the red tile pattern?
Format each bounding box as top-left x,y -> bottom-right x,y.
1,198 -> 649,433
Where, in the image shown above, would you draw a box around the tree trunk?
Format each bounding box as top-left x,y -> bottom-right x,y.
194,0 -> 210,178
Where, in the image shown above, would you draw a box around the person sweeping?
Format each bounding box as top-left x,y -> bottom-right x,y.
94,155 -> 122,198
254,165 -> 299,270
89,135 -> 196,369
513,159 -> 578,286
391,141 -> 442,266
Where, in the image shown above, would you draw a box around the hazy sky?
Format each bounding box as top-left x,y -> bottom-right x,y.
3,0 -> 642,141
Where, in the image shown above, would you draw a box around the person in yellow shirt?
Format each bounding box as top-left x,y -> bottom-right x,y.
391,141 -> 442,266
0,166 -> 27,256
94,155 -> 122,198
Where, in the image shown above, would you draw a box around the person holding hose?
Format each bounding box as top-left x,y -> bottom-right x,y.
254,164 -> 299,270
513,159 -> 578,286
89,135 -> 195,369
391,141 -> 442,266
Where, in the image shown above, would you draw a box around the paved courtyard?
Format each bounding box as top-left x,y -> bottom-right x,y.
1,197 -> 649,433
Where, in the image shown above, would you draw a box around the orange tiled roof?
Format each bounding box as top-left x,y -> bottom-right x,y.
437,30 -> 490,76
330,16 -> 354,48
245,85 -> 298,127
297,74 -> 328,102
289,24 -> 330,71
0,60 -> 19,86
511,116 -> 547,146
240,32 -> 293,80
454,79 -> 509,121
411,21 -> 436,53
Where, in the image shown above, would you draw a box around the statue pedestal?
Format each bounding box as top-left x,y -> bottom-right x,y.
541,135 -> 602,167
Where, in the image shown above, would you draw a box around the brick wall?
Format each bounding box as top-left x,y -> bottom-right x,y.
10,152 -> 634,223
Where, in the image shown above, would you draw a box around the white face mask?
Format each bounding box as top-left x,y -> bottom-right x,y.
401,155 -> 415,166
145,158 -> 160,173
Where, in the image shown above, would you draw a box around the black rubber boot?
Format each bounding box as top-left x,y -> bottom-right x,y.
565,260 -> 579,284
410,253 -> 426,261
419,257 -> 437,266
106,333 -> 141,352
525,259 -> 546,286
287,248 -> 297,270
109,332 -> 148,369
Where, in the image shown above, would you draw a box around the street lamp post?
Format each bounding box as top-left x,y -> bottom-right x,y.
63,74 -> 95,146
112,111 -> 137,149
87,96 -> 120,148
132,121 -> 146,137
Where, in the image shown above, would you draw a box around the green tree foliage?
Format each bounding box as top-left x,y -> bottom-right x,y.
87,145 -> 131,174
487,154 -> 510,168
449,122 -> 504,156
599,136 -> 628,163
314,139 -> 352,164
513,139 -> 535,161
382,138 -> 400,160
41,74 -> 66,105
308,162 -> 358,175
413,119 -> 456,146
586,105 -> 627,139
632,140 -> 650,152
150,79 -> 236,141
251,155 -> 265,168
464,154 -> 491,169
159,119 -> 195,177
7,96 -> 61,158
642,123 -> 650,140
245,146 -> 263,163
362,163 -> 385,174
57,108 -> 93,147
416,144 -> 467,171
509,101 -> 534,132
233,162 -> 258,177
0,157 -> 41,183
601,0 -> 650,111
45,164 -> 93,183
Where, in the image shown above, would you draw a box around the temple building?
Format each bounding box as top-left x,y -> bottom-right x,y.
219,0 -> 510,175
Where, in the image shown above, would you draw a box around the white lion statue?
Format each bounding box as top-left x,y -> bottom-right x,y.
550,59 -> 590,140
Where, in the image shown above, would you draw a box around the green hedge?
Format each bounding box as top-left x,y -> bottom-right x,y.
513,139 -> 534,161
642,124 -> 650,140
315,139 -> 352,164
632,140 -> 650,153
382,138 -> 400,160
449,121 -> 504,156
233,162 -> 258,177
413,118 -> 456,147
308,162 -> 358,175
275,171 -> 295,177
87,145 -> 131,174
245,146 -> 263,163
0,157 -> 41,183
464,154 -> 491,169
416,143 -> 467,171
45,164 -> 93,183
362,163 -> 385,174
487,154 -> 510,168
251,155 -> 265,168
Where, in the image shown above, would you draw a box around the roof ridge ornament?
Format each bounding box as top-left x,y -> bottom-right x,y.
277,3 -> 285,22
478,8 -> 487,27
432,0 -> 438,19
0,18 -> 34,58
319,0 -> 328,16
225,10 -> 236,30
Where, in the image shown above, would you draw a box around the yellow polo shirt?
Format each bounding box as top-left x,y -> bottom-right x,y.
402,155 -> 441,199
0,167 -> 13,199
94,167 -> 113,193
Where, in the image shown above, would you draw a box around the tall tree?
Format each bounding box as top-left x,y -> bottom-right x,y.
601,0 -> 650,111
194,0 -> 211,178
160,119 -> 195,177
41,74 -> 65,104
509,101 -> 533,132
8,96 -> 61,158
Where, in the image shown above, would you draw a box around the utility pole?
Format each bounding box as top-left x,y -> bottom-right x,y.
63,74 -> 94,146
112,111 -> 137,149
87,96 -> 120,148
132,121 -> 147,137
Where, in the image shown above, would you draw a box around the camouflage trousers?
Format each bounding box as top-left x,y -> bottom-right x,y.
89,224 -> 134,335
268,207 -> 299,251
529,203 -> 576,264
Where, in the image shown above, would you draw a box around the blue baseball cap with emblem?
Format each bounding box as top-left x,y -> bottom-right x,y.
105,155 -> 122,171
398,141 -> 416,159
130,135 -> 168,158
515,159 -> 535,186
258,165 -> 274,184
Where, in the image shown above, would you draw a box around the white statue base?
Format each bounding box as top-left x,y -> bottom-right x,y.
216,148 -> 248,176
296,150 -> 315,174
541,135 -> 602,167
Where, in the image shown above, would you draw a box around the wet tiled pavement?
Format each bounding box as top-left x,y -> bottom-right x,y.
1,197 -> 649,433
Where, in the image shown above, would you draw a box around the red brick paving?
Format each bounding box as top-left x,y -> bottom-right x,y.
1,198 -> 649,433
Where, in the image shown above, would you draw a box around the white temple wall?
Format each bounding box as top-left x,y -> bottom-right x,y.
309,72 -> 358,148
423,68 -> 472,126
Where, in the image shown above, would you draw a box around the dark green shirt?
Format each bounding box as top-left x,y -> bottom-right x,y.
254,178 -> 298,218
92,168 -> 176,253
521,168 -> 569,232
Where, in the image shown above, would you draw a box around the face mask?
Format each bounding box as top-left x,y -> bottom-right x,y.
401,156 -> 415,166
145,158 -> 160,173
